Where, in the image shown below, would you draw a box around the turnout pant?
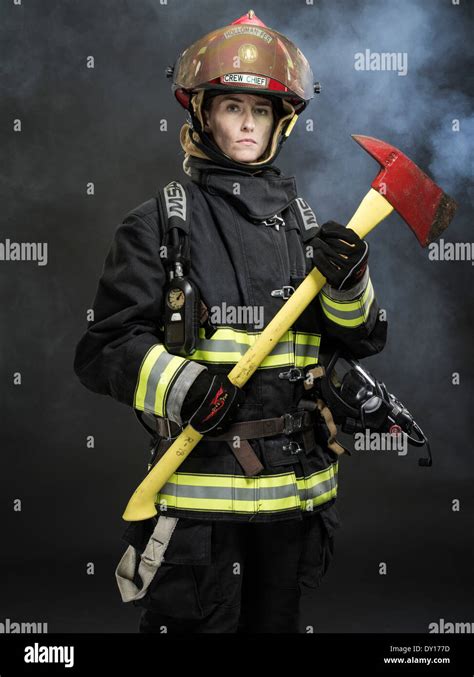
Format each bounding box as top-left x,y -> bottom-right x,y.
122,505 -> 340,634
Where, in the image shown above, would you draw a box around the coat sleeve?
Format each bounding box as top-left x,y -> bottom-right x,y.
73,205 -> 207,425
317,266 -> 388,358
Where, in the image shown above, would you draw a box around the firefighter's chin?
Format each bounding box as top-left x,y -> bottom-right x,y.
230,141 -> 262,162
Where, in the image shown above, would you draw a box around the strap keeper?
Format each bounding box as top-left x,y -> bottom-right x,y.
226,440 -> 264,477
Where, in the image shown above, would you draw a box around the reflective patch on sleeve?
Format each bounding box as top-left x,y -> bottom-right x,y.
319,278 -> 375,328
134,344 -> 191,417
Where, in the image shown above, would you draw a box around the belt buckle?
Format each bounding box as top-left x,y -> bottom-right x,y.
283,410 -> 305,435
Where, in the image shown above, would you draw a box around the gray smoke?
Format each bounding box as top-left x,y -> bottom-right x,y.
277,0 -> 473,203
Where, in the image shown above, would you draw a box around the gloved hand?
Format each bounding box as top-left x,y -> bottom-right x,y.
181,370 -> 245,435
308,221 -> 369,290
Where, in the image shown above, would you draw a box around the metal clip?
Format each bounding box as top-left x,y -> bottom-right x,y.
279,367 -> 305,383
282,441 -> 303,455
163,417 -> 172,439
262,215 -> 285,230
271,285 -> 295,300
159,417 -> 184,441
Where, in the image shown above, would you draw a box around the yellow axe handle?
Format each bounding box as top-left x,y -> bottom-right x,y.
122,188 -> 393,521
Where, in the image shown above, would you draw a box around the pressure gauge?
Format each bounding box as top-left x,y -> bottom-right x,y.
167,288 -> 185,310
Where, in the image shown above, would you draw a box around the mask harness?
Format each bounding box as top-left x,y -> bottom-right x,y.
306,350 -> 433,467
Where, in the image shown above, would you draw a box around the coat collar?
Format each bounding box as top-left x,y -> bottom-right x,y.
186,156 -> 298,222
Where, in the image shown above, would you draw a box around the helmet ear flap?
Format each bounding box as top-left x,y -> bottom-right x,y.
175,89 -> 190,109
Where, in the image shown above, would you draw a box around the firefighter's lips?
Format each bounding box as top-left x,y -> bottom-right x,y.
237,139 -> 257,145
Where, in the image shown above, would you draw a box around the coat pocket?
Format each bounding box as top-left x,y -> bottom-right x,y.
123,518 -> 221,619
297,504 -> 341,589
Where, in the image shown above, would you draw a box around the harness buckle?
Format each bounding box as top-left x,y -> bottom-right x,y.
271,285 -> 295,300
279,367 -> 305,382
283,410 -> 306,435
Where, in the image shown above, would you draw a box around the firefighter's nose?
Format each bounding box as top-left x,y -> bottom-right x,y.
241,111 -> 255,131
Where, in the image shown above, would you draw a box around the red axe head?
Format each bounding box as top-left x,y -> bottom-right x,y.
352,135 -> 457,247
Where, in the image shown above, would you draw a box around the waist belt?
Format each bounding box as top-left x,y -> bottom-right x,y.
154,410 -> 317,477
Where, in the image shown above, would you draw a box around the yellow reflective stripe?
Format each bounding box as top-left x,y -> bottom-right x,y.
155,465 -> 338,515
297,464 -> 338,510
294,332 -> 321,367
320,279 -> 375,328
189,327 -> 293,367
134,344 -> 166,411
295,465 -> 336,491
200,327 -> 255,343
295,354 -> 319,367
189,349 -> 293,368
161,471 -> 299,489
154,355 -> 187,416
188,327 -> 323,368
295,333 -> 321,347
156,495 -> 301,512
300,486 -> 337,511
320,277 -> 372,311
134,344 -> 188,417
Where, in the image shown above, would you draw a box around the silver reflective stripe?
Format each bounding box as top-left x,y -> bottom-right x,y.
305,476 -> 337,502
166,361 -> 208,425
294,197 -> 319,231
321,266 -> 369,301
160,482 -> 297,501
319,297 -> 368,321
144,350 -> 175,412
194,336 -> 293,356
156,463 -> 339,515
294,333 -> 321,367
115,515 -> 179,603
164,181 -> 187,222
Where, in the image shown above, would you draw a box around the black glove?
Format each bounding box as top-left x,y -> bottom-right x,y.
308,221 -> 369,290
181,371 -> 245,435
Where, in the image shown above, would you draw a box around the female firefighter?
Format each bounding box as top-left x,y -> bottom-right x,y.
74,10 -> 387,633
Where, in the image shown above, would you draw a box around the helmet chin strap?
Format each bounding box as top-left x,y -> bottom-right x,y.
189,126 -> 287,174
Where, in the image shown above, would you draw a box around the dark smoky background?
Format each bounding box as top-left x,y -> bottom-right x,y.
0,0 -> 472,633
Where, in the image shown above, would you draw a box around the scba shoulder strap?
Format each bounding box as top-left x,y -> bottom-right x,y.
157,180 -> 192,273
157,180 -> 215,355
278,196 -> 320,284
289,196 -> 320,243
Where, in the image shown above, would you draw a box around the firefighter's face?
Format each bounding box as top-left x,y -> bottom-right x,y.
203,93 -> 274,162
